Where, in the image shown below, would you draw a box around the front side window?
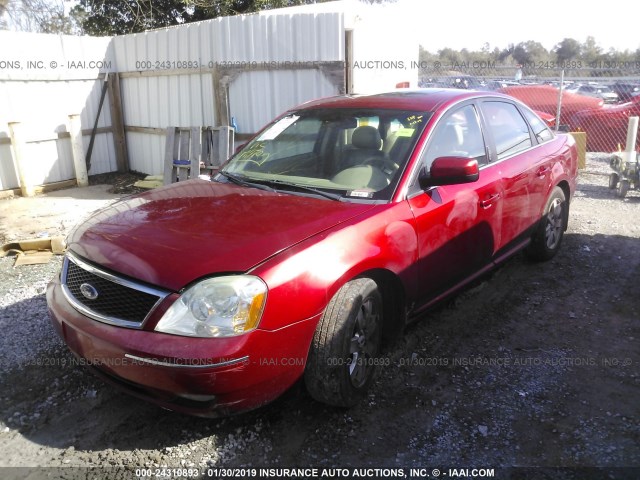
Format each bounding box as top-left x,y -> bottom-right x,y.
480,101 -> 532,160
420,104 -> 487,171
221,108 -> 430,201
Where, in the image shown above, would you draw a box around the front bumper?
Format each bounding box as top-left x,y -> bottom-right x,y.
47,278 -> 319,417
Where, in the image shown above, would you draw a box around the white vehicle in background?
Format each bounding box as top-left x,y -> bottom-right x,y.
565,84 -> 619,104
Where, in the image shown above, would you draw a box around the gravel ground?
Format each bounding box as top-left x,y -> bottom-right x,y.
0,155 -> 638,479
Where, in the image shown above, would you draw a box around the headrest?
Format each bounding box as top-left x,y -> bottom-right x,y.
352,126 -> 382,150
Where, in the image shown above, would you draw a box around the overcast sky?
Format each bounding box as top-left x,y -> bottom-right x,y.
397,0 -> 640,52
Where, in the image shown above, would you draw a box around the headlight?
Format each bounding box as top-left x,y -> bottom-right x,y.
155,276 -> 267,338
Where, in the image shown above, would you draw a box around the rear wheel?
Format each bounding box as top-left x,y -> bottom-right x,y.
304,278 -> 382,407
525,187 -> 567,262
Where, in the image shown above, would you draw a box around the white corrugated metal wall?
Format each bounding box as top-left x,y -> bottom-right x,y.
1,1 -> 419,191
219,12 -> 344,134
229,70 -> 337,134
112,11 -> 344,175
1,4 -> 364,188
112,21 -> 219,175
0,32 -> 116,191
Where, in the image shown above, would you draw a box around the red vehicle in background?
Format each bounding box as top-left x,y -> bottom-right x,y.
47,90 -> 578,416
500,84 -> 640,152
570,95 -> 640,152
499,85 -> 603,128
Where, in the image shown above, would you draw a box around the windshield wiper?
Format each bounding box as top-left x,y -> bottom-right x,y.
257,179 -> 344,201
216,171 -> 276,192
218,172 -> 343,201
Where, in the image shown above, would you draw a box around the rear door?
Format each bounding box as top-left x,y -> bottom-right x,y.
477,100 -> 551,260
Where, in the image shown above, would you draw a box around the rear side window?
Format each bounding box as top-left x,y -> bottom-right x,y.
521,108 -> 553,143
481,101 -> 532,160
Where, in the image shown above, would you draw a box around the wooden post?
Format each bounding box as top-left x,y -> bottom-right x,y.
107,72 -> 129,172
68,114 -> 89,187
214,71 -> 231,128
177,129 -> 190,182
8,122 -> 35,197
217,126 -> 234,165
344,30 -> 353,94
190,127 -> 202,177
163,127 -> 177,185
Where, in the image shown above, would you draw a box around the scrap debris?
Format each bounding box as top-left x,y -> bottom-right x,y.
0,237 -> 66,266
133,175 -> 164,189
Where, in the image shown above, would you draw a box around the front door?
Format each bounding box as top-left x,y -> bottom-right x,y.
408,103 -> 502,306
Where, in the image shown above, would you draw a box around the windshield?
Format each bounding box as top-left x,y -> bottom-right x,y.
220,108 -> 430,201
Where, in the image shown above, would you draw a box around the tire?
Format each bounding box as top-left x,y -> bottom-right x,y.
304,278 -> 382,407
609,173 -> 619,189
616,180 -> 629,198
525,186 -> 567,262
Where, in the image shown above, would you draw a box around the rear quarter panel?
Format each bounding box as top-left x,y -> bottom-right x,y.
541,133 -> 578,213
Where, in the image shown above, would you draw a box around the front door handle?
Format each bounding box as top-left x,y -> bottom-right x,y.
480,193 -> 501,209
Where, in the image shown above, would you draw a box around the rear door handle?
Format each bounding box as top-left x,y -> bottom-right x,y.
480,193 -> 501,208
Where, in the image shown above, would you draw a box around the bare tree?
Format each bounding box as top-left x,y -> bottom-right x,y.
0,0 -> 10,28
1,0 -> 74,33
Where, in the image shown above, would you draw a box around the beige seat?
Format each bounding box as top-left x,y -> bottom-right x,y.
331,165 -> 389,191
342,126 -> 388,170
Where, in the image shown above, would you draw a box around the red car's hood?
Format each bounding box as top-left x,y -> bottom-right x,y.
68,180 -> 375,291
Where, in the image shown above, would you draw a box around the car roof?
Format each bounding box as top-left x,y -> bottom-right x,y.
293,89 -> 515,113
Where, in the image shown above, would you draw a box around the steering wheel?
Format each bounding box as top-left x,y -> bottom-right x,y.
363,156 -> 399,175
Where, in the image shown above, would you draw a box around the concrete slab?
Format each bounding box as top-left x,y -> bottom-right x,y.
0,185 -> 124,243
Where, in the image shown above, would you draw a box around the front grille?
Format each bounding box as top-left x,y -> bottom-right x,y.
62,253 -> 169,328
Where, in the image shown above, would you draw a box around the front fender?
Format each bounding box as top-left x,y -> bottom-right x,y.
251,201 -> 418,331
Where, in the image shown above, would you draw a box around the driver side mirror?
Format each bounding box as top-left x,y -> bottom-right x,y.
419,156 -> 479,189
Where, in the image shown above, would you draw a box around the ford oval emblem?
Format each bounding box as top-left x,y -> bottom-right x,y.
79,283 -> 99,300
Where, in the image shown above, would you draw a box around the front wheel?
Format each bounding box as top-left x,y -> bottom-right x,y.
525,186 -> 567,262
616,180 -> 629,198
304,278 -> 382,407
609,173 -> 619,189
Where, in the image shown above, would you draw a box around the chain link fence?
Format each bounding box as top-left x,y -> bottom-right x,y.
417,64 -> 640,153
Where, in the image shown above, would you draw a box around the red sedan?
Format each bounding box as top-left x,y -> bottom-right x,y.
570,95 -> 640,152
499,85 -> 603,127
47,90 -> 578,416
